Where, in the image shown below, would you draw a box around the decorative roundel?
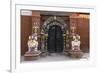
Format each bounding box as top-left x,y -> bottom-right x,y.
42,16 -> 67,34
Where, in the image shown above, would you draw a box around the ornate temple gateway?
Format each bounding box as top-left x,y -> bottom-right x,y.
21,10 -> 89,60
40,16 -> 69,54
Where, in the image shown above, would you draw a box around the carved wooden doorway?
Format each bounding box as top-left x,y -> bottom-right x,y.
47,25 -> 63,53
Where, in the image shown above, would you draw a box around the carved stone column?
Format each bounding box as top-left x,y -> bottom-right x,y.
68,13 -> 80,52
32,11 -> 40,34
69,13 -> 79,36
32,11 -> 41,49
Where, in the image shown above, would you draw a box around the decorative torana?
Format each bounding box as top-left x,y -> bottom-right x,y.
40,16 -> 70,55
42,16 -> 67,34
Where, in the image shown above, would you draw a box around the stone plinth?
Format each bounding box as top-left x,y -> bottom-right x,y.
68,50 -> 83,58
24,51 -> 41,60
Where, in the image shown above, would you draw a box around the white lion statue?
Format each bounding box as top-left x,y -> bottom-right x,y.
27,33 -> 38,52
71,34 -> 80,51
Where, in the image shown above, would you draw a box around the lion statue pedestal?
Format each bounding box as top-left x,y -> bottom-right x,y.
24,34 -> 41,60
68,34 -> 83,58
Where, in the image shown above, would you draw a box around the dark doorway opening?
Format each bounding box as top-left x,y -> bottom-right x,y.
47,25 -> 63,53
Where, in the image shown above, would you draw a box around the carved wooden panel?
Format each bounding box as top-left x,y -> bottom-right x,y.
21,15 -> 32,55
